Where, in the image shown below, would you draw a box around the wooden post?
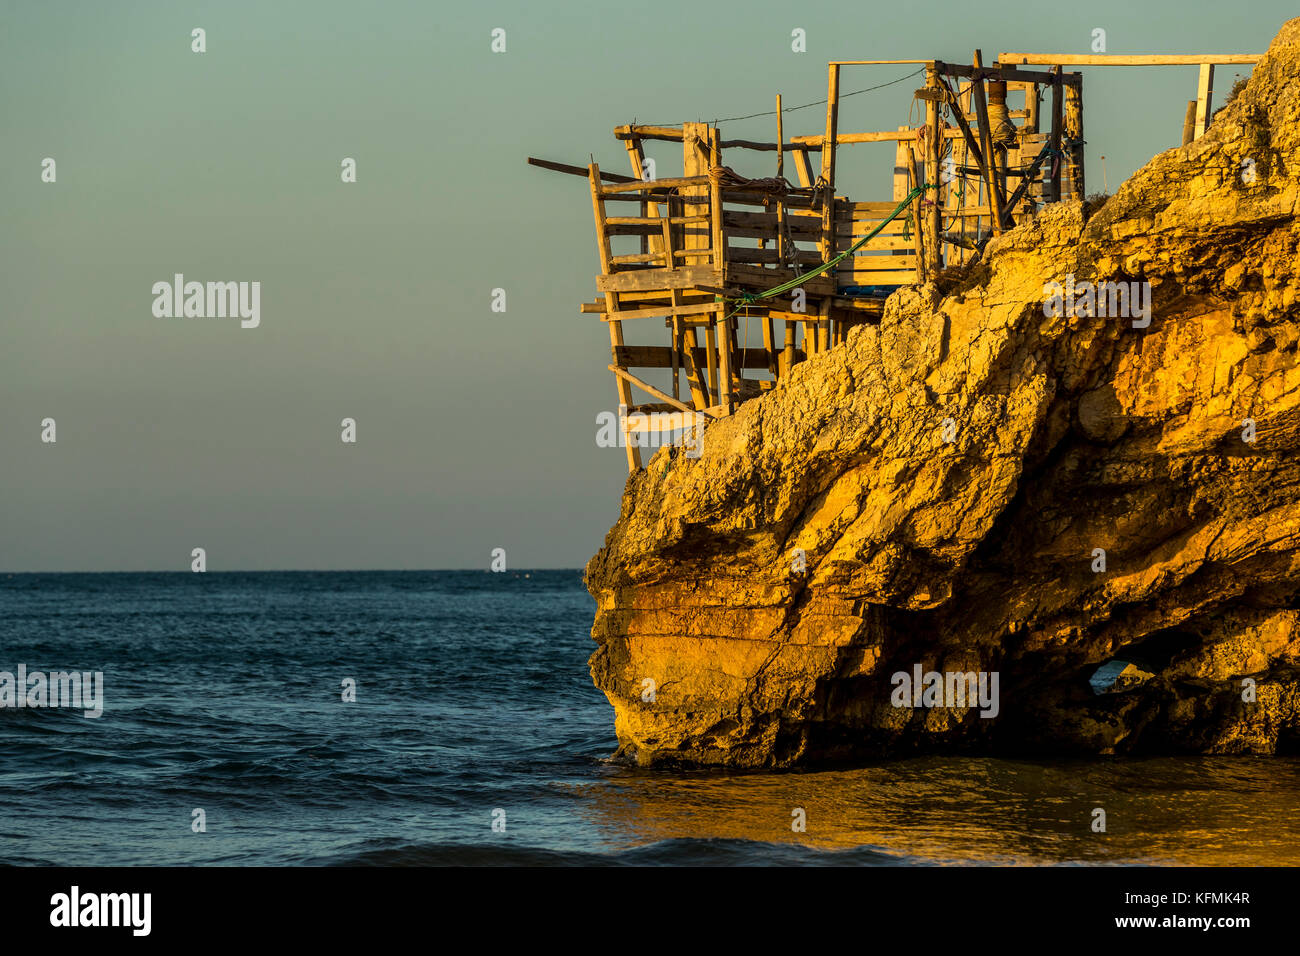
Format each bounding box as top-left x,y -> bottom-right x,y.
1194,63 -> 1215,139
1064,79 -> 1085,198
1048,71 -> 1063,203
971,52 -> 1005,235
907,145 -> 927,283
781,317 -> 796,377
682,327 -> 709,411
820,63 -> 840,264
1182,99 -> 1198,146
776,94 -> 787,269
624,137 -> 655,258
718,312 -> 734,413
894,126 -> 914,263
925,64 -> 942,274
708,127 -> 725,273
588,163 -> 641,472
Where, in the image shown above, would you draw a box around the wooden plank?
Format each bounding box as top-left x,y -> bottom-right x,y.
837,269 -> 918,284
792,148 -> 815,188
600,302 -> 722,323
622,409 -> 711,433
615,346 -> 778,370
717,138 -> 822,153
937,61 -> 1075,85
843,253 -> 918,267
722,262 -> 837,294
725,247 -> 824,265
614,125 -> 685,142
608,365 -> 716,418
596,265 -> 718,293
527,157 -> 637,183
790,129 -> 964,146
998,53 -> 1260,66
600,175 -> 713,195
1194,63 -> 1215,139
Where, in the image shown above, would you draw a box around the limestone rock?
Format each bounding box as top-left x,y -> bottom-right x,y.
585,18 -> 1300,766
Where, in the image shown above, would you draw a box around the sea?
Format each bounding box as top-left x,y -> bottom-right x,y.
2,570 -> 1298,866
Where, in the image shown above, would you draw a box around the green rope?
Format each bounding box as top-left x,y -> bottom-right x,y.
720,183 -> 939,319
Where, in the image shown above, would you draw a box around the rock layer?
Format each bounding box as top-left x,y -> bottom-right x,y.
585,19 -> 1300,767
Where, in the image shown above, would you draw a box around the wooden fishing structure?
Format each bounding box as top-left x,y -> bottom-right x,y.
531,49 -> 1261,471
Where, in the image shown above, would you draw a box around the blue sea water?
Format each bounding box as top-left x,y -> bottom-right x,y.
2,570 -> 1299,866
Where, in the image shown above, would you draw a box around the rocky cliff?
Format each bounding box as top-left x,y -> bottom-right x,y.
585,19 -> 1300,767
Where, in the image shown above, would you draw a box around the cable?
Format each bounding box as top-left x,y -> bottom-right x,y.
641,68 -> 926,129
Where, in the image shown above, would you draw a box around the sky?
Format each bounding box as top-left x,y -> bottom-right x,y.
0,0 -> 1288,571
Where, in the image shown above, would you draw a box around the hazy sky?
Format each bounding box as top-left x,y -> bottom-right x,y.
1,0 -> 1286,570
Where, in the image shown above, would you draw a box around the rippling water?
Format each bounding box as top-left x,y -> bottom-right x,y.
2,571 -> 1296,866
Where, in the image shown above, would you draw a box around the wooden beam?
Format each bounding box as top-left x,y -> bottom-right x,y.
601,175 -> 712,194
608,365 -> 716,418
790,129 -> 964,147
615,345 -> 781,370
791,148 -> 815,188
614,125 -> 685,142
998,53 -> 1260,66
528,157 -> 637,183
937,61 -> 1074,85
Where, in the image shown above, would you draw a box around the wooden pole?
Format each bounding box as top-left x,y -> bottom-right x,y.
1064,80 -> 1085,198
925,65 -> 942,274
820,63 -> 840,264
907,145 -> 928,283
1048,72 -> 1063,203
1181,100 -> 1198,146
970,51 -> 1005,234
1194,63 -> 1215,139
776,94 -> 787,269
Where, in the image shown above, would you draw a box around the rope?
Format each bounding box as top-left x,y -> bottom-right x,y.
719,183 -> 939,320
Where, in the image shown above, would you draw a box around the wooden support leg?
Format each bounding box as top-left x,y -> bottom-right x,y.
682,327 -> 709,410
782,319 -> 796,376
763,315 -> 776,376
718,313 -> 734,414
705,321 -> 719,403
1194,63 -> 1214,140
